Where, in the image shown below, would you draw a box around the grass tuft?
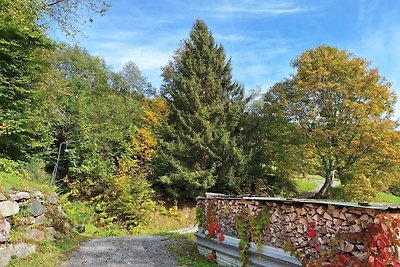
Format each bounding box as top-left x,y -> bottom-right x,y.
164,233 -> 218,267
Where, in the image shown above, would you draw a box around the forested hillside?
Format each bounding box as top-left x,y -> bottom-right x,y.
1,0 -> 400,233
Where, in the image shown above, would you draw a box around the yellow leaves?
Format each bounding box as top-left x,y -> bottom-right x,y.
131,128 -> 156,162
342,173 -> 377,202
140,97 -> 169,129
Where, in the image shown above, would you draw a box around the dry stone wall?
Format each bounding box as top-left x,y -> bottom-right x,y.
197,196 -> 400,263
0,190 -> 72,267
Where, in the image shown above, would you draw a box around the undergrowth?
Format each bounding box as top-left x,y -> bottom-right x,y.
164,233 -> 218,267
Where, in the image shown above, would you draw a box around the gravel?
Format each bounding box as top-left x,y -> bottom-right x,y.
61,235 -> 182,267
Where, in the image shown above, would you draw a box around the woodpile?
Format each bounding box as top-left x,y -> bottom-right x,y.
197,197 -> 392,262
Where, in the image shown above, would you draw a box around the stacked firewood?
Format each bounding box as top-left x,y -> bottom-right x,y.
197,197 -> 384,261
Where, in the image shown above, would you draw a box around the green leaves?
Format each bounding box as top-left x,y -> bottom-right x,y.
265,45 -> 399,197
154,20 -> 246,200
0,0 -> 54,163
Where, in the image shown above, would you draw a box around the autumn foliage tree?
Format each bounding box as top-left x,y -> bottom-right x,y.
264,46 -> 400,198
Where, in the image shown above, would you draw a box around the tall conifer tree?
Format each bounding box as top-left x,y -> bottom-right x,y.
154,19 -> 246,200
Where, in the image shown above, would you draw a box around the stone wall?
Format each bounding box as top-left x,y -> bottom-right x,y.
197,195 -> 400,264
0,190 -> 72,267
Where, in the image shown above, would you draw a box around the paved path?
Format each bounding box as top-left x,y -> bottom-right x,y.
296,179 -> 341,199
61,235 -> 181,267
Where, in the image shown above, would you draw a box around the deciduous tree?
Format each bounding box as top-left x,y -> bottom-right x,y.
265,46 -> 399,198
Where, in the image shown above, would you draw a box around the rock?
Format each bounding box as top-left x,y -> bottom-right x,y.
47,192 -> 58,205
15,192 -> 30,201
0,193 -> 6,201
24,229 -> 46,242
0,219 -> 11,242
18,216 -> 35,225
33,214 -> 48,226
0,201 -> 19,217
0,246 -> 15,267
46,227 -> 57,241
14,243 -> 36,257
30,190 -> 44,200
27,200 -> 45,217
57,205 -> 68,218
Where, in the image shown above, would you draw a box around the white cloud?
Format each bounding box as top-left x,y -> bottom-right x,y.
201,0 -> 308,17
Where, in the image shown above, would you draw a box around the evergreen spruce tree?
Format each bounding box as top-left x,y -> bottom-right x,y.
154,19 -> 246,201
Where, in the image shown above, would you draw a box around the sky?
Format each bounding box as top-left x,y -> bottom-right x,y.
53,0 -> 400,115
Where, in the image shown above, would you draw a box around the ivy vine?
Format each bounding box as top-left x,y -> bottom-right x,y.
235,205 -> 271,266
195,207 -> 205,229
236,208 -> 251,267
250,206 -> 270,253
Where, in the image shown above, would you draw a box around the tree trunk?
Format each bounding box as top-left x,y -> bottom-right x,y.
316,162 -> 334,198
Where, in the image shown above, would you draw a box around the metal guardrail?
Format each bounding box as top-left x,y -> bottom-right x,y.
195,231 -> 301,267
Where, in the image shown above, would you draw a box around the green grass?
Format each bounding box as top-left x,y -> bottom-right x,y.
328,186 -> 400,204
0,171 -> 53,193
308,175 -> 325,181
7,236 -> 82,267
374,192 -> 400,204
164,233 -> 218,267
294,179 -> 318,193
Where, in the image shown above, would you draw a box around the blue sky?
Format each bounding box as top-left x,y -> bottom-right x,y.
53,0 -> 400,114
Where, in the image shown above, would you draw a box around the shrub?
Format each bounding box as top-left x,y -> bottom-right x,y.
389,182 -> 400,196
342,173 -> 376,203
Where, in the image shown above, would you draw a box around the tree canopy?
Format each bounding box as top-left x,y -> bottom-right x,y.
264,45 -> 400,198
153,19 -> 247,200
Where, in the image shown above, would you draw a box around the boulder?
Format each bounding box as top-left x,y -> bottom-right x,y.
30,190 -> 45,200
27,199 -> 45,217
0,219 -> 11,242
47,192 -> 58,205
24,229 -> 46,242
18,216 -> 35,225
0,246 -> 15,267
14,243 -> 36,258
0,201 -> 19,217
33,214 -> 48,226
46,227 -> 57,241
0,193 -> 6,201
15,192 -> 30,201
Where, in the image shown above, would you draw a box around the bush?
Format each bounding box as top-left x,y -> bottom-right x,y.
0,158 -> 19,174
20,160 -> 51,184
389,182 -> 400,196
342,173 -> 376,203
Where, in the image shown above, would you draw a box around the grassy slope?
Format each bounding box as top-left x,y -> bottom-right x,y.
373,192 -> 400,204
0,171 -> 53,192
0,172 -> 81,267
164,233 -> 218,267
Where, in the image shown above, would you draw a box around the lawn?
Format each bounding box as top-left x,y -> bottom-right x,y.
374,192 -> 400,204
294,178 -> 319,193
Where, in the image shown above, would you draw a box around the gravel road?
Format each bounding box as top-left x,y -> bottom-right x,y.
61,235 -> 181,267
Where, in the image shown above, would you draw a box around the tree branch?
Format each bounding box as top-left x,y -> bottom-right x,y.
47,0 -> 65,7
